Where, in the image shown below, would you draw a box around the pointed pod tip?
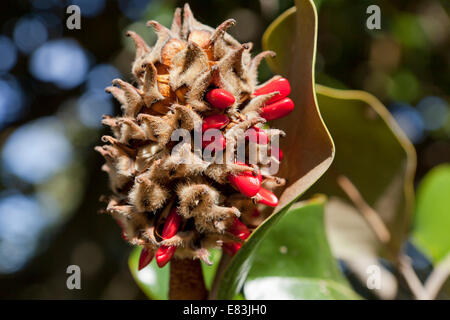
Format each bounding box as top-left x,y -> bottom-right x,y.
146,20 -> 158,27
146,20 -> 170,33
138,248 -> 154,271
161,208 -> 182,239
155,246 -> 176,268
255,188 -> 279,207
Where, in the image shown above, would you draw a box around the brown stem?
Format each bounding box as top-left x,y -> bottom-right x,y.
169,258 -> 207,300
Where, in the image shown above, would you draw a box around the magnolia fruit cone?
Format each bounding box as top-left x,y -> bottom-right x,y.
96,3 -> 295,299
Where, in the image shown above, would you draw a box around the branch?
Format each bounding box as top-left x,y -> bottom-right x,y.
336,174 -> 450,300
336,174 -> 426,299
399,255 -> 429,300
424,253 -> 450,300
336,175 -> 391,244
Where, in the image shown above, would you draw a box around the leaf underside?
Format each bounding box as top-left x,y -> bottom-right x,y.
262,3 -> 416,289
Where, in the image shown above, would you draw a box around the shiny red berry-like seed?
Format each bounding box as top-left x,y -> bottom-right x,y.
256,188 -> 279,207
271,146 -> 283,162
162,208 -> 182,239
223,242 -> 241,256
228,163 -> 262,197
138,248 -> 154,271
254,77 -> 291,104
155,245 -> 176,268
223,218 -> 250,256
155,208 -> 181,268
260,97 -> 294,121
202,114 -> 230,131
246,127 -> 269,145
229,217 -> 251,239
202,131 -> 226,152
206,88 -> 235,109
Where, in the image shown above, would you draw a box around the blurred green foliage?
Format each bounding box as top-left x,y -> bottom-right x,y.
413,164 -> 450,263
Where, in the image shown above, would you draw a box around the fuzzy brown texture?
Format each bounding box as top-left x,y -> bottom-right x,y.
169,258 -> 207,300
97,4 -> 286,266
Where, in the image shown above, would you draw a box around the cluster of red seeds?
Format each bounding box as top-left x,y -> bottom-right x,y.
137,76 -> 293,269
97,5 -> 297,271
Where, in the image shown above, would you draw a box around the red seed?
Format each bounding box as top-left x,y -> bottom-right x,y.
206,88 -> 235,109
252,208 -> 261,217
246,126 -> 269,145
202,114 -> 230,131
271,146 -> 283,162
202,131 -> 226,152
228,217 -> 251,240
155,208 -> 181,268
223,218 -> 250,256
256,188 -> 279,207
162,208 -> 182,239
222,242 -> 241,256
138,248 -> 154,271
155,245 -> 176,268
260,97 -> 294,121
254,77 -> 291,104
228,162 -> 262,197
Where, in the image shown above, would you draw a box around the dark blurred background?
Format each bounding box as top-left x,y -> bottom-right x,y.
0,0 -> 448,299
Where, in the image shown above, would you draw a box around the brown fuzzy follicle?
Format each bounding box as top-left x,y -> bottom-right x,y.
169,258 -> 207,300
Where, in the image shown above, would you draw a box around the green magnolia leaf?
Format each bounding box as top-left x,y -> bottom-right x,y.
262,3 -> 416,295
129,247 -> 221,300
129,247 -> 170,300
312,86 -> 416,260
244,277 -> 359,300
413,164 -> 450,263
245,196 -> 360,300
212,0 -> 335,299
262,6 -> 296,75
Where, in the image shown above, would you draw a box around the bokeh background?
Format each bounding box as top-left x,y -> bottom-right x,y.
0,0 -> 448,299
